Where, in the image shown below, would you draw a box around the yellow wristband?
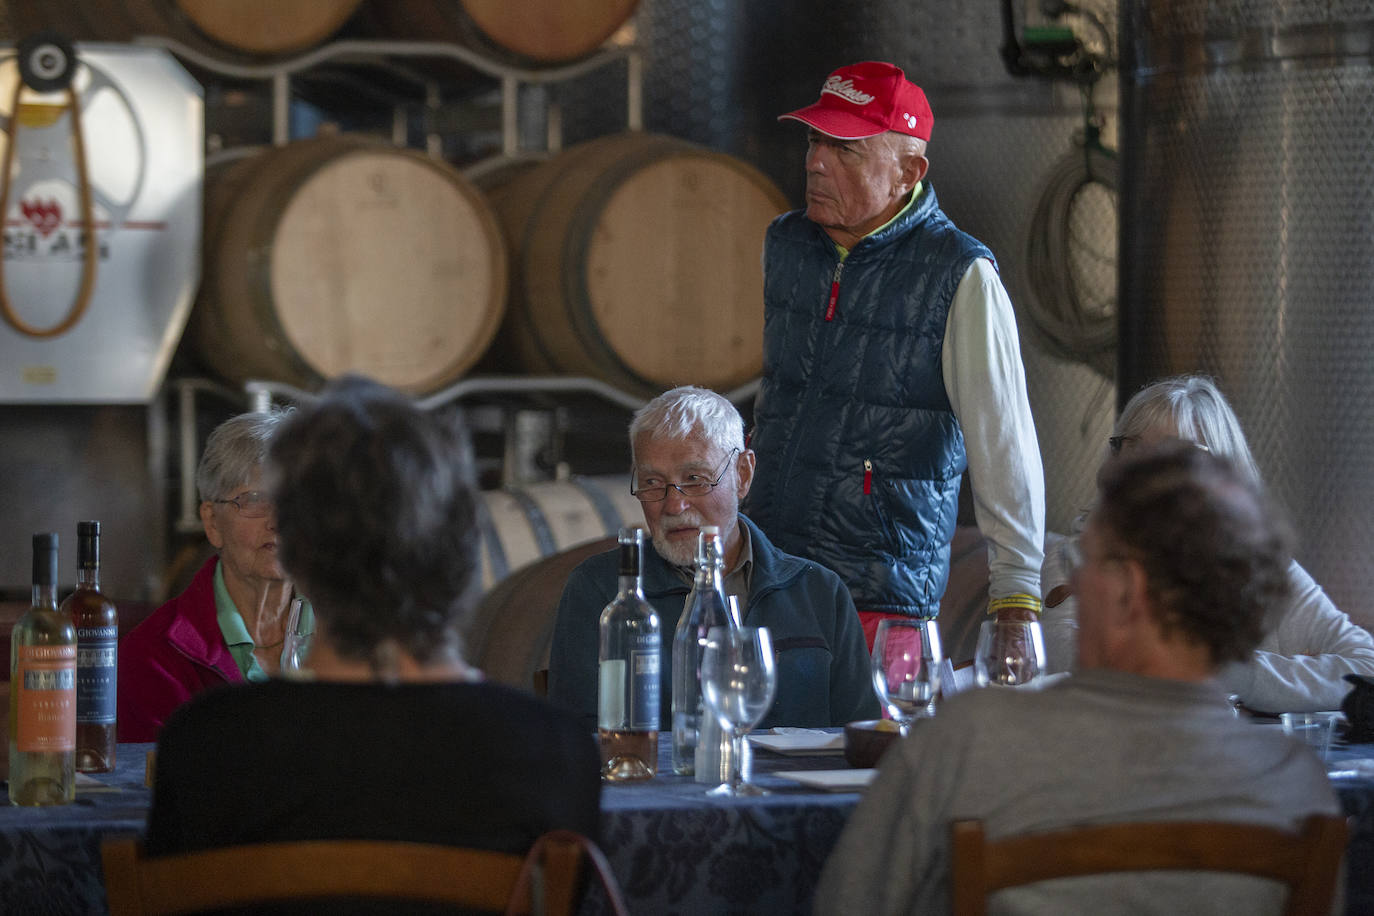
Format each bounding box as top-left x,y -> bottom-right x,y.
988,593 -> 1043,616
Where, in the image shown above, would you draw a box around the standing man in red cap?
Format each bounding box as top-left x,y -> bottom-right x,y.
745,61 -> 1046,643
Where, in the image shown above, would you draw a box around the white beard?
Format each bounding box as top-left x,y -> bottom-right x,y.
650,511 -> 705,568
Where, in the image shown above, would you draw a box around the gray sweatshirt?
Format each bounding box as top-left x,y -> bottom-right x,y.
814,669 -> 1341,916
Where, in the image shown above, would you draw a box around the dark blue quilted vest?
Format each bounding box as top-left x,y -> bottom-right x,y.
746,184 -> 993,615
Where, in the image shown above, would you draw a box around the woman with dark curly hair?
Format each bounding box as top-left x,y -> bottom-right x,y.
143,375 -> 600,860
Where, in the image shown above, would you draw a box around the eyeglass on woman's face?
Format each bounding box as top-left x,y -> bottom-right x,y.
1107,435 -> 1137,457
1109,433 -> 1210,458
213,490 -> 273,518
631,447 -> 739,503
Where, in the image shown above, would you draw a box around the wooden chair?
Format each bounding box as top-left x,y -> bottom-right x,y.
102,830 -> 609,916
949,814 -> 1347,916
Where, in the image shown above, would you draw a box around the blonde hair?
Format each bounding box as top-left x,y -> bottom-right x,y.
1116,376 -> 1263,485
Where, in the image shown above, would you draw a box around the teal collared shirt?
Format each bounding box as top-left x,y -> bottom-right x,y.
213,562 -> 313,681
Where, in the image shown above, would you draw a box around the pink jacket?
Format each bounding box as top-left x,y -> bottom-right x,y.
117,557 -> 243,742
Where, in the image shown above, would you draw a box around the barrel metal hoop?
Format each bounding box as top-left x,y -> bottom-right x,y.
474,491 -> 510,584
567,475 -> 626,537
504,485 -> 558,557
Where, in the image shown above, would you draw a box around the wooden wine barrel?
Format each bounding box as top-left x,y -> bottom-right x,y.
475,475 -> 641,592
7,0 -> 362,61
362,0 -> 640,67
192,136 -> 507,394
484,132 -> 789,396
463,536 -> 616,693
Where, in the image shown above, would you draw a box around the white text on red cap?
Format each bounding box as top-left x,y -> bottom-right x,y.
820,76 -> 875,106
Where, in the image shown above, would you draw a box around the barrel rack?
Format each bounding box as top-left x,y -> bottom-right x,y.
131,34 -> 644,165
147,30 -> 637,531
145,30 -> 763,535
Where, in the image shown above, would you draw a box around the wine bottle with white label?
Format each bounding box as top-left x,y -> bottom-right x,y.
9,533 -> 77,806
597,528 -> 661,781
61,521 -> 118,773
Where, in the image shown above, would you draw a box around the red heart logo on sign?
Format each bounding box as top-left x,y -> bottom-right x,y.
21,198 -> 63,237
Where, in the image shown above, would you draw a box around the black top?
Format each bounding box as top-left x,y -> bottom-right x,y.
145,678 -> 601,859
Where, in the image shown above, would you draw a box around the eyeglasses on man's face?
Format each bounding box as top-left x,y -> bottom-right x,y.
631,447 -> 739,503
213,490 -> 273,518
1064,535 -> 1131,581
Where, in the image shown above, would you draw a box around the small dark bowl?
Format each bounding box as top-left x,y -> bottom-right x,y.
843,719 -> 901,768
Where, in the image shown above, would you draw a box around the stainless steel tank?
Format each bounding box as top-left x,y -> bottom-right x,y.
1120,0 -> 1374,629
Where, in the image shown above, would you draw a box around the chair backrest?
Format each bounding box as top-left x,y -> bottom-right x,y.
949,814 -> 1347,916
102,832 -> 590,916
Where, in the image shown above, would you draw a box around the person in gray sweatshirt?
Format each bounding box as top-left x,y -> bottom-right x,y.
815,439 -> 1341,916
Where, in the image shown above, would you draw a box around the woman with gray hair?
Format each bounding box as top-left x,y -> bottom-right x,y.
142,375 -> 599,858
1041,375 -> 1374,711
119,407 -> 302,741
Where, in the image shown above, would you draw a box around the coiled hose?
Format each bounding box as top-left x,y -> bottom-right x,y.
1023,143 -> 1118,378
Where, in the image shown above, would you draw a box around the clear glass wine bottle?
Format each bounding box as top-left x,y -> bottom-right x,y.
598,528 -> 661,781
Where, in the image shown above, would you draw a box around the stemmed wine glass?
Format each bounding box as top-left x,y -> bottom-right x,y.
700,626 -> 777,797
871,618 -> 943,736
974,619 -> 1045,687
279,598 -> 314,676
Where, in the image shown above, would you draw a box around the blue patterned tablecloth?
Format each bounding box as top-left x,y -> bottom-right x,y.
599,735 -> 1374,915
1,736 -> 1372,915
0,743 -> 154,916
595,740 -> 859,915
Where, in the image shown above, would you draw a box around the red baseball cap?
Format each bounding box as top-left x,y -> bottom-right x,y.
778,61 -> 933,141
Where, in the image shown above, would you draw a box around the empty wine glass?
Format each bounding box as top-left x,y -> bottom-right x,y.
871,618 -> 943,735
974,619 -> 1045,687
279,598 -> 314,675
700,626 -> 777,797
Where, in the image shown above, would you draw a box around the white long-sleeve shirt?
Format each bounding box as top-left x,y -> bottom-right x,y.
942,257 -> 1046,600
1042,535 -> 1374,712
1219,561 -> 1374,712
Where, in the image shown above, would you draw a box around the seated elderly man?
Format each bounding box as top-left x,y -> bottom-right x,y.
815,441 -> 1341,915
548,385 -> 878,730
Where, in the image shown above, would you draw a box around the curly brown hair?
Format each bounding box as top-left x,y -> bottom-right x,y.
1094,439 -> 1293,666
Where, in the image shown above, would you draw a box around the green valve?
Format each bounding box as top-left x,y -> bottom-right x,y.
1023,26 -> 1078,54
1024,26 -> 1076,42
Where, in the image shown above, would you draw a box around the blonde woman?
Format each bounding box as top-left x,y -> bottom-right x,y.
1041,375 -> 1374,712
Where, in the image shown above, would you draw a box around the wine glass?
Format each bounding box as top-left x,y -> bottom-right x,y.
279,598 -> 314,675
871,618 -> 943,735
974,619 -> 1045,687
700,626 -> 777,797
